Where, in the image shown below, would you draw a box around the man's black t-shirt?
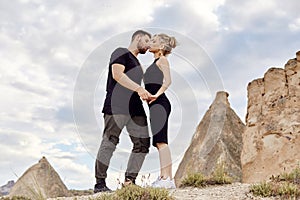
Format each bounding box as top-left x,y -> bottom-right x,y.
102,47 -> 146,117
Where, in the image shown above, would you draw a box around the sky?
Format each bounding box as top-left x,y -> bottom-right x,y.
0,0 -> 300,190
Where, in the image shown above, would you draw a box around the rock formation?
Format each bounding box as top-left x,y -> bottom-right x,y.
9,157 -> 70,199
241,51 -> 300,183
0,180 -> 14,196
175,91 -> 245,186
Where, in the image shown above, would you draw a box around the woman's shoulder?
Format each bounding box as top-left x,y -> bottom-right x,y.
156,56 -> 169,68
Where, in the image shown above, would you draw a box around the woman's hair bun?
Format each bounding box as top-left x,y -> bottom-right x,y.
169,36 -> 177,49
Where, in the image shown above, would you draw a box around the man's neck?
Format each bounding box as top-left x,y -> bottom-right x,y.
128,44 -> 139,57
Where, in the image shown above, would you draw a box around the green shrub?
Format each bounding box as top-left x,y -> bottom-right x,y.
281,166 -> 300,184
93,193 -> 114,200
180,162 -> 232,188
69,189 -> 93,196
147,187 -> 170,200
211,163 -> 232,185
250,165 -> 300,199
0,196 -> 31,200
277,182 -> 300,198
93,185 -> 173,200
114,184 -> 150,200
271,166 -> 300,183
181,173 -> 206,188
249,181 -> 273,197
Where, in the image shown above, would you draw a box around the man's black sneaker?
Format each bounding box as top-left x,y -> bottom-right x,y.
125,177 -> 136,184
122,177 -> 136,187
94,183 -> 112,193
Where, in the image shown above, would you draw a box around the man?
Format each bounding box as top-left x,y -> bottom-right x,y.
94,30 -> 152,193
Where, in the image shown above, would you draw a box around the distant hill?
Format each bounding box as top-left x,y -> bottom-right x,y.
0,180 -> 15,196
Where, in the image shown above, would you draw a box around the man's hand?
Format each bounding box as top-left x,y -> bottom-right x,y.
136,87 -> 151,101
148,94 -> 159,104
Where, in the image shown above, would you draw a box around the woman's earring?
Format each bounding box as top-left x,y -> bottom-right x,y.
158,50 -> 163,57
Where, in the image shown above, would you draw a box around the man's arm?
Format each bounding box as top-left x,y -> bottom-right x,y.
112,63 -> 151,100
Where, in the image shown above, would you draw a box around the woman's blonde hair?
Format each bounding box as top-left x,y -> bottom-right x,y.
155,33 -> 178,56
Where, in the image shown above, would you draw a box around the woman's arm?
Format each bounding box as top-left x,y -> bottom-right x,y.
149,56 -> 172,104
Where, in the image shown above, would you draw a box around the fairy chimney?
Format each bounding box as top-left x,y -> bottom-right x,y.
241,51 -> 300,183
9,157 -> 70,199
175,91 -> 245,186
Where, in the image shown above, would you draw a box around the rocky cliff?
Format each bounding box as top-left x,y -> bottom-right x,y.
175,91 -> 245,186
9,157 -> 70,199
241,51 -> 300,183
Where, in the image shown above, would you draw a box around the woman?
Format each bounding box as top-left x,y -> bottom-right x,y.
144,33 -> 177,189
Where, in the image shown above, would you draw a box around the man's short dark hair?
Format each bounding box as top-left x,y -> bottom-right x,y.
131,30 -> 151,42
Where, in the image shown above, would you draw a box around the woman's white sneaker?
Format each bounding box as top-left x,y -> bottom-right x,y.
151,177 -> 176,189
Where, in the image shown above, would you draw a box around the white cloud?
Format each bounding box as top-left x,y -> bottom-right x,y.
186,0 -> 225,31
218,0 -> 277,32
217,0 -> 300,35
289,18 -> 300,32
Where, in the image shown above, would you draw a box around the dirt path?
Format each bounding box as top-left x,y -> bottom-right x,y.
170,183 -> 279,200
48,183 -> 280,200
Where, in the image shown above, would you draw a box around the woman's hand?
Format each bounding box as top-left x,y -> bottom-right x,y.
148,94 -> 159,104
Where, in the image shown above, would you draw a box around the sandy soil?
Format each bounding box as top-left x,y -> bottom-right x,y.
48,183 -> 282,200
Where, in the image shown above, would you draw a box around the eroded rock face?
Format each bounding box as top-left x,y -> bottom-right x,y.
242,51 -> 300,183
175,91 -> 245,186
9,157 -> 70,199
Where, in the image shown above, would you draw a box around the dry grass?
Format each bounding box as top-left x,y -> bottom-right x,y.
0,196 -> 31,200
92,184 -> 173,200
250,165 -> 300,199
180,162 -> 232,188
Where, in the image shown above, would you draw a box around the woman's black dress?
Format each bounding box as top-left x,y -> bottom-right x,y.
144,58 -> 171,147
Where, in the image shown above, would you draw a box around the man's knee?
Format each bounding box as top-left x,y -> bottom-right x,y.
102,134 -> 119,147
141,145 -> 150,153
108,135 -> 119,146
132,138 -> 150,153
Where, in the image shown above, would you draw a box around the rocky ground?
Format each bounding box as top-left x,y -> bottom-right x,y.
170,183 -> 281,200
48,183 -> 282,200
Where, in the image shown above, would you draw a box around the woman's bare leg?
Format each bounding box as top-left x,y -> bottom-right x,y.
156,142 -> 172,179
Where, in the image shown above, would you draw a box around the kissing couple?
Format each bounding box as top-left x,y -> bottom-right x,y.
94,30 -> 177,193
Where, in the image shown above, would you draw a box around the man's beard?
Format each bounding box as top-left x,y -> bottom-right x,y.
137,42 -> 148,54
138,48 -> 148,54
